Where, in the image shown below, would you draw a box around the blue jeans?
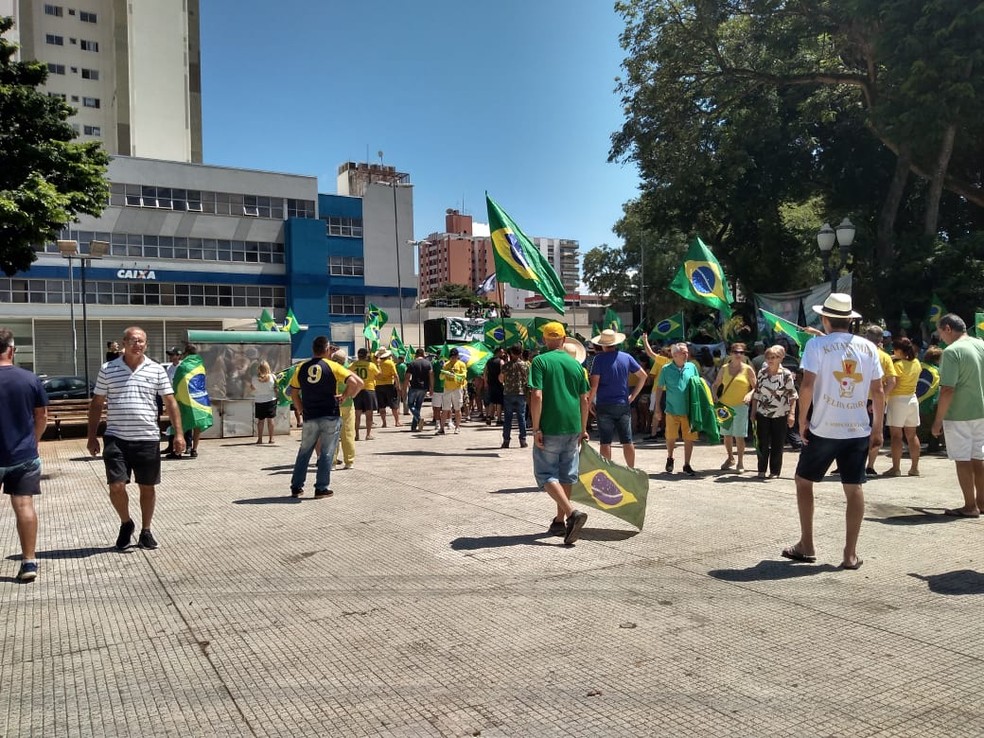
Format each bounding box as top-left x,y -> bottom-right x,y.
291,416 -> 342,491
503,394 -> 527,442
596,403 -> 633,445
408,388 -> 427,426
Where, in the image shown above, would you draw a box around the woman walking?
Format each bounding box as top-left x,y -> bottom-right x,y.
251,361 -> 277,444
750,346 -> 798,479
712,342 -> 757,472
885,337 -> 921,477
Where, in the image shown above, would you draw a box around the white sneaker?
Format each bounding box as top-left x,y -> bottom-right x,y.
453,426 -> 460,434
343,463 -> 352,469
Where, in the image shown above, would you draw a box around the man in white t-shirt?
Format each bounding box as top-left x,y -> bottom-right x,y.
781,294 -> 884,571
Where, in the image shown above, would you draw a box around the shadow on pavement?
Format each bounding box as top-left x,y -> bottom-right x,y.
491,486 -> 540,495
708,560 -> 839,582
375,450 -> 501,458
27,546 -> 117,559
67,456 -> 101,462
233,496 -> 303,505
578,528 -> 639,542
866,507 -> 962,526
909,570 -> 984,595
451,533 -> 552,550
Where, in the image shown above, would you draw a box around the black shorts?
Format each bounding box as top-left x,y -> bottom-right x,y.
488,384 -> 504,405
254,400 -> 277,419
354,389 -> 378,412
103,435 -> 162,486
376,384 -> 398,410
795,434 -> 869,485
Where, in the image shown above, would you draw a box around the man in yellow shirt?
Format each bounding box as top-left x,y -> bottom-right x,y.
440,347 -> 468,435
864,325 -> 898,474
374,349 -> 401,429
348,348 -> 380,441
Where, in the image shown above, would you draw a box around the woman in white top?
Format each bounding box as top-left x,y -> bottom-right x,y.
250,361 -> 278,444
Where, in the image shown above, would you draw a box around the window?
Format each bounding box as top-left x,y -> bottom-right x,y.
47,63 -> 66,75
81,68 -> 99,80
329,256 -> 365,277
330,295 -> 365,315
44,4 -> 63,16
82,97 -> 100,109
48,92 -> 67,101
80,11 -> 97,22
45,34 -> 64,46
326,216 -> 364,238
80,39 -> 99,52
83,125 -> 101,136
286,199 -> 315,219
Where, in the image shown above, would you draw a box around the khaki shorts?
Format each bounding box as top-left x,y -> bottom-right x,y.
665,414 -> 698,442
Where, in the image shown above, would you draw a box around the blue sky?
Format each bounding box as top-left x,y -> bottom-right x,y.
200,0 -> 640,257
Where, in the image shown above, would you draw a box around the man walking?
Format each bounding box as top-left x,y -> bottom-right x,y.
87,326 -> 185,550
652,343 -> 700,476
440,348 -> 467,435
374,348 -> 401,428
529,322 -> 590,545
289,336 -> 363,498
403,348 -> 433,432
588,329 -> 648,468
348,348 -> 379,441
0,328 -> 48,581
931,314 -> 984,517
781,294 -> 883,570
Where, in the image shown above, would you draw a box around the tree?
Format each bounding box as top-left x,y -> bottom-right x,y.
0,16 -> 109,276
428,283 -> 481,303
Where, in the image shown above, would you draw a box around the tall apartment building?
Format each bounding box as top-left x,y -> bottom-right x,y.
421,210 -> 580,310
10,0 -> 202,162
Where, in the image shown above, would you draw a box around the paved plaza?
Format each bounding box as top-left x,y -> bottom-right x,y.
1,420 -> 983,737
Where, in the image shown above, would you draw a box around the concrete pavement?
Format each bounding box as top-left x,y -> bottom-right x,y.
1,420 -> 982,737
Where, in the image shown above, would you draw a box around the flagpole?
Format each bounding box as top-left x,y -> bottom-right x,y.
497,276 -> 507,342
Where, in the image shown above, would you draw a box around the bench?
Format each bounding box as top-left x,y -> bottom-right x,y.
46,399 -> 105,440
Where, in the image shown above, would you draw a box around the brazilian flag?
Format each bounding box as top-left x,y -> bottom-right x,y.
389,327 -> 404,352
669,236 -> 733,317
484,319 -> 517,348
172,354 -> 213,432
975,312 -> 984,338
626,324 -> 646,349
759,308 -> 813,351
571,442 -> 650,530
650,312 -> 685,341
926,293 -> 947,329
603,307 -> 623,332
275,362 -> 300,406
916,363 -> 941,410
282,307 -> 301,335
256,308 -> 277,332
713,402 -> 735,433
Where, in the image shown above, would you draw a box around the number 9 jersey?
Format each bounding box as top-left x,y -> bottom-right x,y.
289,358 -> 353,419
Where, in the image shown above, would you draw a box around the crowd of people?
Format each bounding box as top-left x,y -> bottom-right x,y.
2,294 -> 983,579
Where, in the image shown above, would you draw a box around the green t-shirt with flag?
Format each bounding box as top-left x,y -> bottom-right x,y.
529,349 -> 589,436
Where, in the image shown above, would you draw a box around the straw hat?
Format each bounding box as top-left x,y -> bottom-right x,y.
590,328 -> 626,347
562,337 -> 587,364
375,348 -> 392,359
812,292 -> 861,319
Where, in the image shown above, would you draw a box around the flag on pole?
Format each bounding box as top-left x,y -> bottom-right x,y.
476,273 -> 497,296
759,308 -> 813,351
603,308 -> 623,333
486,193 -> 567,315
926,294 -> 947,329
669,236 -> 733,317
172,354 -> 213,432
256,308 -> 277,331
649,312 -> 685,342
570,442 -> 650,530
975,312 -> 984,338
366,303 -> 388,328
282,308 -> 301,335
275,363 -> 300,406
389,327 -> 404,353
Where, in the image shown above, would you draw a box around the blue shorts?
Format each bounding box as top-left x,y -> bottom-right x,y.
795,434 -> 870,485
532,433 -> 581,487
0,457 -> 42,496
596,403 -> 633,445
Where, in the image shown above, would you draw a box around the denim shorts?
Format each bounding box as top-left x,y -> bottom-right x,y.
0,457 -> 42,496
795,434 -> 870,485
532,433 -> 581,487
596,403 -> 633,445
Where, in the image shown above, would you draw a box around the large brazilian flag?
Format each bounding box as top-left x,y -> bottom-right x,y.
571,442 -> 650,530
669,236 -> 733,317
172,354 -> 213,432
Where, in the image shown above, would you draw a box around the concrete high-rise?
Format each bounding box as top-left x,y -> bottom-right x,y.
10,0 -> 202,162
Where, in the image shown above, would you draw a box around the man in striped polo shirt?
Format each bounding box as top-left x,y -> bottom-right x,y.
87,326 -> 184,551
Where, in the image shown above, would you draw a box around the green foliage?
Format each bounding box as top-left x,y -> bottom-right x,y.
0,16 -> 109,276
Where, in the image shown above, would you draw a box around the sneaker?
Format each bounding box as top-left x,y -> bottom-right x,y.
682,464 -> 696,476
410,422 -> 418,432
343,463 -> 353,470
665,458 -> 674,473
17,561 -> 38,582
519,440 -> 528,448
548,518 -> 566,536
500,441 -> 510,449
290,486 -> 303,498
115,520 -> 135,550
436,428 -> 445,435
314,489 -> 334,499
453,427 -> 460,434
563,511 -> 588,545
137,529 -> 158,549
865,467 -> 878,476
189,449 -> 198,459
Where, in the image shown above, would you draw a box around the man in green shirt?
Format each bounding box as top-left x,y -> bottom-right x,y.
932,314 -> 984,517
529,322 -> 590,545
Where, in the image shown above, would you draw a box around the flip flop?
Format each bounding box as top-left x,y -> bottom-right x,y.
943,508 -> 981,518
840,558 -> 864,570
780,546 -> 817,563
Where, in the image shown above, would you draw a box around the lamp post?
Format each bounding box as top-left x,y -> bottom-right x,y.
817,218 -> 855,295
57,240 -> 79,374
57,239 -> 107,393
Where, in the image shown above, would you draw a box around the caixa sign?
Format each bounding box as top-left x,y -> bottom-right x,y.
117,269 -> 157,280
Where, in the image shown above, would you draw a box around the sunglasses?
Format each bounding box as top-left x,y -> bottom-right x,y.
732,350 -> 745,354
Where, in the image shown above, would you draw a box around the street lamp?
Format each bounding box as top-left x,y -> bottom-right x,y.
57,238 -> 107,393
817,217 -> 855,295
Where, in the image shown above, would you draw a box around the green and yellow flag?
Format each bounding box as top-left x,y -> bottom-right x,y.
486,193 -> 567,315
603,308 -> 623,333
172,354 -> 213,432
669,236 -> 733,317
759,308 -> 813,351
926,293 -> 947,329
256,308 -> 277,332
975,312 -> 984,338
650,312 -> 685,342
571,442 -> 650,530
389,327 -> 404,353
282,308 -> 301,335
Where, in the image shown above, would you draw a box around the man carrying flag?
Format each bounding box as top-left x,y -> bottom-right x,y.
669,236 -> 734,317
487,194 -> 567,315
173,343 -> 213,459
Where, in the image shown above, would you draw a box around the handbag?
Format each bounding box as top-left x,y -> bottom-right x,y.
716,368 -> 739,400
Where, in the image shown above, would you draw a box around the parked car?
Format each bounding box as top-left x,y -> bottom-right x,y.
41,375 -> 93,400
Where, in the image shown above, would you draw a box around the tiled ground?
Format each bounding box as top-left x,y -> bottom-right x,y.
1,421 -> 982,736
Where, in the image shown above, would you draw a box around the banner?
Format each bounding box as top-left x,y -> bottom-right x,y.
445,317 -> 487,342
